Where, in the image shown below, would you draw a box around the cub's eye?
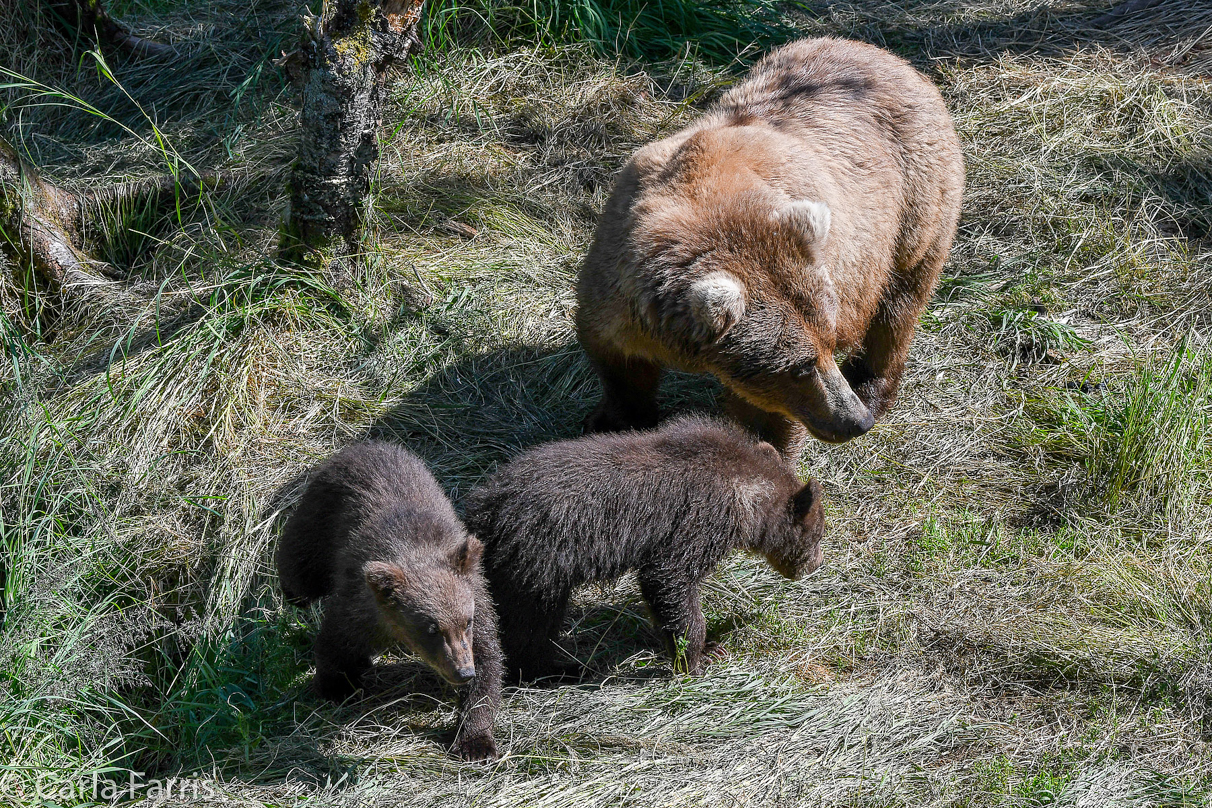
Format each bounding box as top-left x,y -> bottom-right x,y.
427,624 -> 439,635
791,365 -> 816,380
465,617 -> 473,630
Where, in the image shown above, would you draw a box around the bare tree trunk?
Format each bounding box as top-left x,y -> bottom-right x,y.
46,0 -> 175,58
280,0 -> 425,273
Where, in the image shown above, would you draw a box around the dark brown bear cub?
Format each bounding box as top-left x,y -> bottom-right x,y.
277,442 -> 503,761
463,415 -> 825,681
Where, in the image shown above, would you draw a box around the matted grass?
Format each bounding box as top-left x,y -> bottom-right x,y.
2,0 -> 1212,806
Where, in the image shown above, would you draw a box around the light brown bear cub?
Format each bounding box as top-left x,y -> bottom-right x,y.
576,37 -> 964,458
277,442 -> 503,762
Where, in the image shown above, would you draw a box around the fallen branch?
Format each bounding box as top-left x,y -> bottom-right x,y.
46,0 -> 176,59
0,138 -> 222,298
0,137 -> 102,290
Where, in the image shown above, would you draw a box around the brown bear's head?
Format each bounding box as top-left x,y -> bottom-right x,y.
662,196 -> 875,443
363,534 -> 483,686
761,478 -> 826,579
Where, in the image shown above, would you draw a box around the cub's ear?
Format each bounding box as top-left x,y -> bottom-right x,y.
365,561 -> 407,600
450,535 -> 483,574
776,200 -> 831,247
791,479 -> 823,522
686,272 -> 746,343
757,441 -> 783,464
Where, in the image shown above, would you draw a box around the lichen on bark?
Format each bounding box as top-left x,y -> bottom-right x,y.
280,0 -> 425,274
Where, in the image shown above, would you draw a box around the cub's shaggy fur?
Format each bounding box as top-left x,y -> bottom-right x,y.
463,416 -> 825,681
277,442 -> 502,761
576,37 -> 964,457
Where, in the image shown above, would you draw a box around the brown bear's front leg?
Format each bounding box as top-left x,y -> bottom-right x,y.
844,247 -> 949,419
638,573 -> 711,674
840,351 -> 897,420
451,595 -> 503,762
723,392 -> 808,461
493,586 -> 574,683
583,349 -> 663,434
313,598 -> 377,701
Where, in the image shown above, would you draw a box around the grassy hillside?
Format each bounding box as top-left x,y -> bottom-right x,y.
2,0 -> 1211,805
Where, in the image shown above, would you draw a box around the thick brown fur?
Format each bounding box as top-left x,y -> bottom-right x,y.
576,37 -> 964,457
276,441 -> 503,761
463,415 -> 825,681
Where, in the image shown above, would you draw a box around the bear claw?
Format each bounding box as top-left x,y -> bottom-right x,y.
451,733 -> 499,762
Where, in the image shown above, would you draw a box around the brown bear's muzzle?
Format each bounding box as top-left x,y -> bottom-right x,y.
796,360 -> 875,442
801,407 -> 875,443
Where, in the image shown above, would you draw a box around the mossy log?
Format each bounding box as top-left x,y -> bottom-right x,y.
280,0 -> 425,271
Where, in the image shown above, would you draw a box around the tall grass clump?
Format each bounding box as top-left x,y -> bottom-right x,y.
423,0 -> 798,63
1090,342 -> 1212,516
1019,340 -> 1212,521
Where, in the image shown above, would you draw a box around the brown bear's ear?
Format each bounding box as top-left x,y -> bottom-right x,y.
686,272 -> 746,342
450,535 -> 483,575
791,479 -> 822,522
776,200 -> 831,247
365,561 -> 407,600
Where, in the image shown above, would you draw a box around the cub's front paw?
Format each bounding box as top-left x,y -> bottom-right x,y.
688,642 -> 730,675
314,669 -> 362,702
451,732 -> 499,762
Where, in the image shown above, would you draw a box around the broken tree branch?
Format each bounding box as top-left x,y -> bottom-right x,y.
0,138 -> 223,298
45,0 -> 176,59
0,137 -> 104,290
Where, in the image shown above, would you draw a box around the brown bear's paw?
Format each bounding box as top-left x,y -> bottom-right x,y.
840,358 -> 895,418
281,588 -> 316,609
314,669 -> 363,702
451,732 -> 499,762
690,642 -> 730,675
507,658 -> 582,686
536,658 -> 583,684
583,403 -> 659,435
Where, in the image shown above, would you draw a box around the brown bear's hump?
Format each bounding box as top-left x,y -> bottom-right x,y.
715,37 -> 947,127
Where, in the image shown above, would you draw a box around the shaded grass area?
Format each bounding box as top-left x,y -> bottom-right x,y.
2,0 -> 1212,806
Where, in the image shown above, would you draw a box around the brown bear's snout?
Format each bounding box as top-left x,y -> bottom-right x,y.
794,362 -> 875,443
822,406 -> 875,443
444,631 -> 476,684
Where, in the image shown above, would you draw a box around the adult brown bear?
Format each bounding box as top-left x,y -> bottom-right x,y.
576,37 -> 964,458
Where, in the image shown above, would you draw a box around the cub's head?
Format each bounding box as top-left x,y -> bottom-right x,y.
663,199 -> 875,443
761,479 -> 825,580
363,535 -> 483,686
